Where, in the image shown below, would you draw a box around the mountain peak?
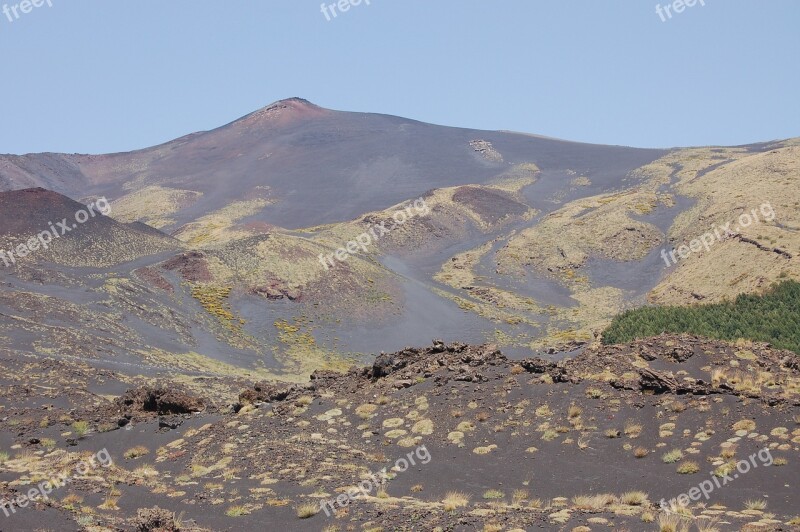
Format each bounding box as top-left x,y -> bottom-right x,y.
235,97 -> 328,128
272,97 -> 316,107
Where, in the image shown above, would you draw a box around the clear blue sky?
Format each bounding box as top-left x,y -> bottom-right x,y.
1,0 -> 798,154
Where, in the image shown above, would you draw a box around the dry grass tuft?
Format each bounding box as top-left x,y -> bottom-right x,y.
619,491 -> 649,506
442,491 -> 471,511
744,499 -> 767,511
676,461 -> 700,474
657,512 -> 690,532
225,505 -> 250,517
624,421 -> 643,438
571,493 -> 616,509
695,517 -> 721,532
512,489 -> 529,505
296,503 -> 319,519
662,449 -> 683,463
732,419 -> 756,432
123,446 -> 150,459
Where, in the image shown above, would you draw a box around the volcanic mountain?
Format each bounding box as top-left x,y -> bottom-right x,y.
0,100 -> 798,531
0,99 -> 798,367
0,98 -> 665,230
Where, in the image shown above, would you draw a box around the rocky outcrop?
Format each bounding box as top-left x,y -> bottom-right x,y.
469,140 -> 503,163
237,382 -> 298,407
135,506 -> 181,532
161,251 -> 213,282
116,386 -> 206,417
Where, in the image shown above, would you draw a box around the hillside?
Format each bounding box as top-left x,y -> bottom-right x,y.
0,103 -> 797,377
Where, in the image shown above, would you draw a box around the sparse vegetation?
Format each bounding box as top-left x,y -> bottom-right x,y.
744,499 -> 767,511
98,486 -> 121,510
658,512 -> 688,532
572,493 -> 616,510
695,517 -> 721,532
586,387 -> 605,399
662,449 -> 684,464
296,503 -> 319,518
442,491 -> 470,511
624,421 -> 642,438
225,505 -> 250,517
733,419 -> 756,432
123,445 -> 149,459
620,491 -> 649,506
511,489 -> 528,505
676,461 -> 700,474
71,420 -> 90,438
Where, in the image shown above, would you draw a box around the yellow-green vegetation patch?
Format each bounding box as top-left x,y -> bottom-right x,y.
733,420 -> 756,432
714,462 -> 737,477
140,348 -> 284,384
448,431 -> 465,445
270,316 -> 354,378
456,421 -> 476,432
412,419 -> 434,435
382,418 -> 405,429
191,284 -> 238,325
497,188 -> 665,276
677,461 -> 701,474
316,408 -> 343,422
110,185 -> 203,228
173,198 -> 273,246
646,145 -> 800,307
473,445 -> 498,455
486,163 -> 539,192
356,404 -> 379,419
662,449 -> 684,463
